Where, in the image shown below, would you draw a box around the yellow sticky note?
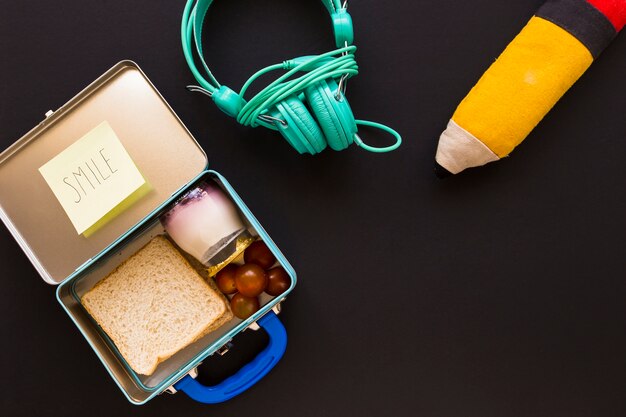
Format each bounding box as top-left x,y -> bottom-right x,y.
39,121 -> 146,235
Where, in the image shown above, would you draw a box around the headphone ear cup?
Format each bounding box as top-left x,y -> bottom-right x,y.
304,79 -> 357,151
271,96 -> 327,154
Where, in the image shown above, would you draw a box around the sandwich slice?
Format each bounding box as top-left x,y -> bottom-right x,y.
81,235 -> 233,375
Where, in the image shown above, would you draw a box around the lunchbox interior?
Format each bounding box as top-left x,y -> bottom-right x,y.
56,172 -> 295,404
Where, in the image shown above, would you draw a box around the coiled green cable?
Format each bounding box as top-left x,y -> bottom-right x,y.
237,46 -> 358,128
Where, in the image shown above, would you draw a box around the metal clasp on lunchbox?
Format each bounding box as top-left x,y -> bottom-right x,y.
247,302 -> 283,331
164,366 -> 199,395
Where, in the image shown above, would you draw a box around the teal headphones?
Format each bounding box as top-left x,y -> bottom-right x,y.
181,0 -> 402,155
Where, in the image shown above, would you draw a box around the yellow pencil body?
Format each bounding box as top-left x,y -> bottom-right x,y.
435,0 -> 623,176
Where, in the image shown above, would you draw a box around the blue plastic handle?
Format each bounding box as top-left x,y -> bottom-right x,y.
174,311 -> 287,404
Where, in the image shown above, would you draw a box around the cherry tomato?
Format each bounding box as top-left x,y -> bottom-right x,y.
265,267 -> 290,296
244,240 -> 276,269
235,264 -> 267,297
230,293 -> 260,319
215,264 -> 238,294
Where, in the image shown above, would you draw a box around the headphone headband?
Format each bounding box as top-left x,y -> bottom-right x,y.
181,0 -> 402,154
182,0 -> 354,93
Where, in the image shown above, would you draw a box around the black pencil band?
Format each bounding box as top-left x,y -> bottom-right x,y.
536,0 -> 617,58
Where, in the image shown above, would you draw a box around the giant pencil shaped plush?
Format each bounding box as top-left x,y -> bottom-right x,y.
435,0 -> 626,177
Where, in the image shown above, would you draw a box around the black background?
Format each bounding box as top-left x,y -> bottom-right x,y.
1,1 -> 626,416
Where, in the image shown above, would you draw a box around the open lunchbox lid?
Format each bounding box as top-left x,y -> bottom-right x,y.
0,61 -> 208,284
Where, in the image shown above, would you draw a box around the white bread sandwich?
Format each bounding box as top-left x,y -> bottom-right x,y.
81,235 -> 233,375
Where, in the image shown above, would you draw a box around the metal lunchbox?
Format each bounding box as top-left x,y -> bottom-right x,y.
0,61 -> 296,405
